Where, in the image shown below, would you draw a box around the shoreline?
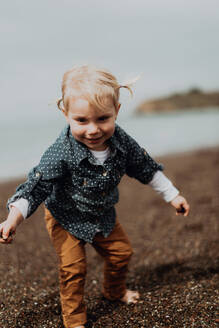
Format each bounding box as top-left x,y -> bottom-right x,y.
1,145 -> 218,185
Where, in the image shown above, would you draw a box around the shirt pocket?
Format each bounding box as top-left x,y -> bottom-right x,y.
74,174 -> 109,196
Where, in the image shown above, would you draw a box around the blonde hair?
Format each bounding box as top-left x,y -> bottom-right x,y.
57,65 -> 139,113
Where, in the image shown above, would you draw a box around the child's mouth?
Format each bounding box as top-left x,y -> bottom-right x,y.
86,136 -> 103,144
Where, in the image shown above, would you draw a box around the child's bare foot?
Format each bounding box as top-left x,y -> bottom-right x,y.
120,289 -> 140,304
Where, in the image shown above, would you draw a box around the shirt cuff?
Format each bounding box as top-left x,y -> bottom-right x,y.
149,171 -> 179,202
9,198 -> 29,219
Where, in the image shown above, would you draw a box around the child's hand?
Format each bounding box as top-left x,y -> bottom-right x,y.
0,207 -> 24,244
170,195 -> 190,216
0,219 -> 16,243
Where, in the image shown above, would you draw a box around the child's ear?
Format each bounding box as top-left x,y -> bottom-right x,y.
62,109 -> 69,121
115,103 -> 121,117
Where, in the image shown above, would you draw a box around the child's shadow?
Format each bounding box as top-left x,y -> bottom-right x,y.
86,255 -> 218,326
132,255 -> 218,290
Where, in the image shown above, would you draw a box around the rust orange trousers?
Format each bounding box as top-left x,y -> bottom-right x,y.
45,208 -> 133,328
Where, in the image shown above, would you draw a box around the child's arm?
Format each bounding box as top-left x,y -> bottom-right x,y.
1,136 -> 68,244
148,171 -> 190,216
6,148 -> 65,219
120,127 -> 190,216
0,206 -> 24,243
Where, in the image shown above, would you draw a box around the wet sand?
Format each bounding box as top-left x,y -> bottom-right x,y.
0,148 -> 218,327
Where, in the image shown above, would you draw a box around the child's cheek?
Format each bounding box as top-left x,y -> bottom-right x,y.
108,122 -> 116,135
71,123 -> 83,135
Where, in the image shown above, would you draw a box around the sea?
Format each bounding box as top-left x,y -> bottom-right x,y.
1,107 -> 219,181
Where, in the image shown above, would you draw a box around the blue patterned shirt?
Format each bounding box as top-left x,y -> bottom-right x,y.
7,124 -> 163,243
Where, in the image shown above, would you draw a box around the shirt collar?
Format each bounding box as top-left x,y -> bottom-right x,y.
66,124 -> 126,165
108,124 -> 126,155
68,132 -> 91,165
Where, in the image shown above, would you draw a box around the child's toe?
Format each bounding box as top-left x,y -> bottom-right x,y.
121,290 -> 140,304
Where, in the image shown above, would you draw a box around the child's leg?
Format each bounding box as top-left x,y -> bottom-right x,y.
45,208 -> 87,328
92,219 -> 138,303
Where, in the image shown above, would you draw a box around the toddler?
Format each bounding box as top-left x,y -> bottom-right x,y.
0,65 -> 189,328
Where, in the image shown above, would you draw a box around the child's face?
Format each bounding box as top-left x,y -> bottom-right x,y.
63,97 -> 120,151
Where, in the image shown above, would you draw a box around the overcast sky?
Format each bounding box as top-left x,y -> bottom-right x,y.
1,0 -> 219,116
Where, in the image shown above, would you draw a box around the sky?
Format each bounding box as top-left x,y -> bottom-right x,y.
1,0 -> 219,118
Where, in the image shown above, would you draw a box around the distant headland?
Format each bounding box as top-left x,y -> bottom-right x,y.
136,88 -> 219,114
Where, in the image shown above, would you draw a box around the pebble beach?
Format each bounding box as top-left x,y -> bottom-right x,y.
0,148 -> 218,328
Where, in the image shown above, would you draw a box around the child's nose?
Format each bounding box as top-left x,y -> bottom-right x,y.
87,123 -> 100,134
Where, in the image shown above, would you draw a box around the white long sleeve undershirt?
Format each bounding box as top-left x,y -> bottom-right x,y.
10,147 -> 179,219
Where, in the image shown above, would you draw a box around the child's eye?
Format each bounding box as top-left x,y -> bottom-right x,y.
98,116 -> 110,121
76,118 -> 87,123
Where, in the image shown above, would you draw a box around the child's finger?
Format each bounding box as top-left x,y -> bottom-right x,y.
183,203 -> 190,216
176,205 -> 186,215
0,236 -> 13,244
176,203 -> 190,216
0,228 -> 14,241
0,234 -> 14,243
0,226 -> 6,241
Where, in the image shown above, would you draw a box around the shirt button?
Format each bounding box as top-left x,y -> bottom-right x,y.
35,172 -> 41,178
103,171 -> 108,176
143,149 -> 147,155
83,179 -> 87,186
